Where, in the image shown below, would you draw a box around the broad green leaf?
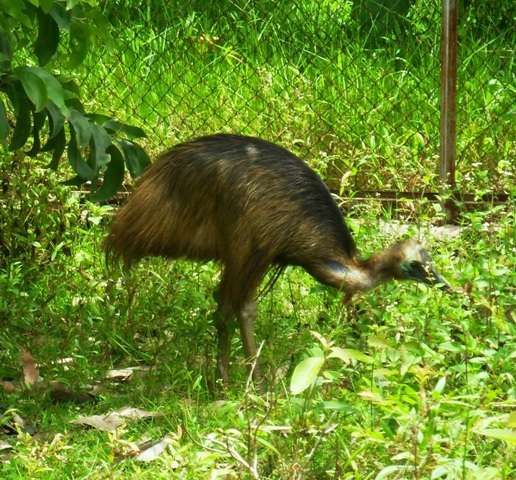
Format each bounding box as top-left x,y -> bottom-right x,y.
49,3 -> 71,29
9,107 -> 31,151
62,175 -> 84,186
35,10 -> 60,66
6,84 -> 32,151
5,82 -> 23,114
89,144 -> 125,202
14,67 -> 48,112
68,109 -> 91,146
118,139 -> 150,178
86,113 -> 111,124
474,428 -> 516,445
69,20 -> 91,66
46,101 -> 64,138
328,347 -> 373,365
47,128 -> 66,169
0,99 -> 8,144
23,67 -> 69,115
42,122 -> 63,151
27,110 -> 46,156
103,119 -> 146,139
289,356 -> 324,395
68,125 -> 94,179
89,123 -> 111,168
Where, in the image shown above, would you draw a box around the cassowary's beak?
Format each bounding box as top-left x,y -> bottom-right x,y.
426,265 -> 451,292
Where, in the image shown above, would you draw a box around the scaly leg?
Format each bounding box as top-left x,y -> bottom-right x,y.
237,299 -> 262,382
214,303 -> 234,386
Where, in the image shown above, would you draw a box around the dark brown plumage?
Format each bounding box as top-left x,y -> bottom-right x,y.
106,134 -> 448,383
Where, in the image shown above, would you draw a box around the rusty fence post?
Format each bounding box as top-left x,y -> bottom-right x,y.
440,0 -> 459,222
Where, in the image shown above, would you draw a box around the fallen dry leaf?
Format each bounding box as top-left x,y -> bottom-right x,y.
115,407 -> 159,420
71,407 -> 160,432
20,349 -> 39,387
134,437 -> 171,462
0,440 -> 13,451
72,413 -> 123,432
105,366 -> 150,382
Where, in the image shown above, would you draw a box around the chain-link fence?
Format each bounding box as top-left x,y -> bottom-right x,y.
79,0 -> 514,197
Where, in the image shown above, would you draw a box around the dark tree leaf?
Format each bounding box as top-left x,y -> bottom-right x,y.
89,123 -> 111,169
0,99 -> 8,144
62,175 -> 84,186
68,124 -> 94,179
35,10 -> 60,66
68,109 -> 92,147
89,145 -> 125,202
7,83 -> 32,151
49,3 -> 71,29
86,113 -> 112,124
25,66 -> 69,115
9,108 -> 31,151
103,120 -> 146,139
118,139 -> 150,178
47,128 -> 66,170
27,110 -> 46,156
14,67 -> 48,112
46,101 -> 65,139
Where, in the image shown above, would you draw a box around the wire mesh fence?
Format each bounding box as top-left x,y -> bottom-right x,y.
78,0 -> 514,196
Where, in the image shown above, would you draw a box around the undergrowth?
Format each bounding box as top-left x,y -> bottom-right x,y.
0,159 -> 514,479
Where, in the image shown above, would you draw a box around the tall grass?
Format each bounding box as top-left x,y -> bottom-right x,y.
1,3 -> 514,478
75,0 -> 515,194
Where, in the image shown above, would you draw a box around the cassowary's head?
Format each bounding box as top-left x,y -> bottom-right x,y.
393,239 -> 450,289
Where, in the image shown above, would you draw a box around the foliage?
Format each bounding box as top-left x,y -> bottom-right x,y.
1,169 -> 514,477
0,1 -> 514,478
77,0 -> 515,194
0,0 -> 149,201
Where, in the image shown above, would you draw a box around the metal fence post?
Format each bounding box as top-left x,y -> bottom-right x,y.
440,0 -> 458,222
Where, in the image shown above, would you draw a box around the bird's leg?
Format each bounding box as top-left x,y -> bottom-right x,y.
237,299 -> 262,383
214,304 -> 234,387
213,282 -> 236,388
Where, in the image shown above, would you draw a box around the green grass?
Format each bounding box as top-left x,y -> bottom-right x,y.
71,0 -> 515,194
1,164 -> 514,479
1,1 -> 515,478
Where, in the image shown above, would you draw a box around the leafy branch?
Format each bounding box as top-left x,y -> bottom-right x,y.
0,0 -> 150,201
